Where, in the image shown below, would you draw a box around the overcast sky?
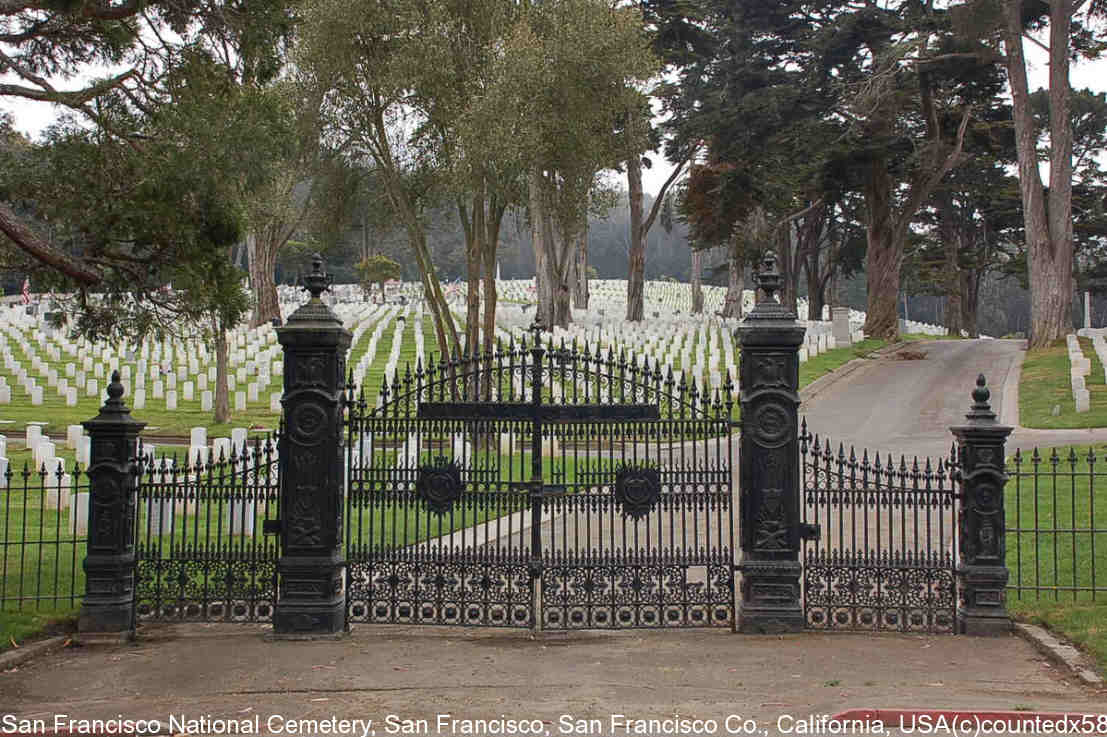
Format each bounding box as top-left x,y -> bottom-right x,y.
2,32 -> 1104,197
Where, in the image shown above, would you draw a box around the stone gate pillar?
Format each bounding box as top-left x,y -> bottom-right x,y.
951,375 -> 1013,635
79,371 -> 145,639
274,253 -> 351,636
736,251 -> 806,633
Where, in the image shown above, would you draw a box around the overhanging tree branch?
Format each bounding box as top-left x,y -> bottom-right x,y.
0,202 -> 102,285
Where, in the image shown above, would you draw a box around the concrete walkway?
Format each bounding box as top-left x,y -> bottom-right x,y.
2,624 -> 1104,735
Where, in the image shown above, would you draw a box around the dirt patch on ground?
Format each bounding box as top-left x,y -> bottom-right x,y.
894,350 -> 928,360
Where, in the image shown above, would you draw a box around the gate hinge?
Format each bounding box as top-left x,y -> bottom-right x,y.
263,519 -> 282,535
799,522 -> 820,541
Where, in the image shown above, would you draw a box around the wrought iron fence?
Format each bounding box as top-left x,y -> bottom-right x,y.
0,458 -> 90,612
133,435 -> 280,622
1007,447 -> 1106,602
800,422 -> 959,633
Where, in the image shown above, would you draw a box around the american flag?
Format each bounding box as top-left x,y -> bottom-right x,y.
20,278 -> 29,305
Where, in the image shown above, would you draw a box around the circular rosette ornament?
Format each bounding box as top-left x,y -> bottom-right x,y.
415,456 -> 465,516
613,464 -> 662,520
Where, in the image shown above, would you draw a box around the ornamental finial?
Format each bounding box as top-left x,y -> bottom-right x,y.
106,369 -> 124,405
300,253 -> 333,301
755,250 -> 782,302
966,373 -> 996,422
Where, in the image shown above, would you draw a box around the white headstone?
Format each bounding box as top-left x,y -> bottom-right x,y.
201,390 -> 213,412
66,425 -> 82,449
190,427 -> 207,447
69,491 -> 90,536
227,499 -> 256,536
145,496 -> 174,535
212,437 -> 232,462
76,435 -> 91,466
234,390 -> 246,411
165,389 -> 177,410
269,391 -> 282,413
132,388 -> 145,410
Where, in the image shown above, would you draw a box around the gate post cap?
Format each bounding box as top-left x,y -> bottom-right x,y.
754,250 -> 782,301
951,374 -> 1012,437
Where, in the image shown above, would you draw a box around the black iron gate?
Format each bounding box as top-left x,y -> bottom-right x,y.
799,422 -> 959,633
344,333 -> 736,629
133,436 -> 281,622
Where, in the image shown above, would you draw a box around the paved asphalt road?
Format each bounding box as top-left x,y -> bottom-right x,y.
800,338 -> 1107,463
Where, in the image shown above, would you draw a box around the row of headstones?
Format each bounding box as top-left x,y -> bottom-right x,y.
1066,334 -> 1093,413
139,426 -> 271,537
0,425 -> 90,535
0,306 -> 286,413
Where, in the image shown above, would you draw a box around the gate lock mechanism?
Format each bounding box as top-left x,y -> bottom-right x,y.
799,522 -> 820,541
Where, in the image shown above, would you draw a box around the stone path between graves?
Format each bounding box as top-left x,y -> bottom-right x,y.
2,624 -> 1105,735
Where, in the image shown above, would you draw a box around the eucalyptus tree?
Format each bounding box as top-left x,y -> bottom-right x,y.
495,0 -> 657,328
955,0 -> 1107,347
623,0 -> 712,322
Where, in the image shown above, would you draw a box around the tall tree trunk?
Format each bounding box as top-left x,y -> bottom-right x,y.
463,189 -> 484,359
962,269 -> 980,338
626,155 -> 646,321
530,170 -> 553,330
550,216 -> 573,328
721,246 -> 742,318
806,262 -> 826,321
937,193 -> 964,336
778,225 -> 798,315
691,249 -> 704,314
482,200 -> 505,357
248,231 -> 281,328
573,215 -> 589,310
1003,0 -> 1074,348
213,317 -> 230,424
862,159 -> 901,339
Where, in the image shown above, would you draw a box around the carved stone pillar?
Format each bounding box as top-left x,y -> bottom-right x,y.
736,251 -> 806,633
951,375 -> 1013,636
274,254 -> 351,636
79,371 -> 145,639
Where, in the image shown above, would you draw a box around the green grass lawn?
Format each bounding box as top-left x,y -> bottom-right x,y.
1006,444 -> 1107,672
799,338 -> 887,388
1019,338 -> 1107,429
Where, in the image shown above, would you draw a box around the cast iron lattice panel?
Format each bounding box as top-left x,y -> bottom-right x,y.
802,550 -> 955,632
346,558 -> 533,626
540,557 -> 733,629
134,556 -> 276,622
